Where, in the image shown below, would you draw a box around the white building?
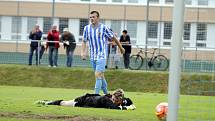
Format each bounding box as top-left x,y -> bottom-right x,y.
0,0 -> 215,54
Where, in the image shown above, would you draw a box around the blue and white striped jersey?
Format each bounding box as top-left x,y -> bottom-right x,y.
83,23 -> 114,60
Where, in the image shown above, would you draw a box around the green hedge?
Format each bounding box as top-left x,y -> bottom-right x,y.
0,64 -> 214,95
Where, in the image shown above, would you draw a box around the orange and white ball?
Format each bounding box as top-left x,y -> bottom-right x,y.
155,102 -> 168,120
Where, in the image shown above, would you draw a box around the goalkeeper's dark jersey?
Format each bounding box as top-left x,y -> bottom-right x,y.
74,93 -> 121,110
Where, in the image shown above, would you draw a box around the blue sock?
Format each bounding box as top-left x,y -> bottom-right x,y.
95,79 -> 102,94
102,79 -> 108,94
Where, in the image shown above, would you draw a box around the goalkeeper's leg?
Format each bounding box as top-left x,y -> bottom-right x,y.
46,99 -> 76,107
46,100 -> 63,105
59,99 -> 77,107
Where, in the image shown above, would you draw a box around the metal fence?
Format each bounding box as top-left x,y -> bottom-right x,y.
0,0 -> 215,70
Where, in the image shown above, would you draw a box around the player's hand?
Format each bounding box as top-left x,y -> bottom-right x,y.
81,56 -> 87,60
120,48 -> 125,54
44,45 -> 48,51
81,53 -> 87,60
126,104 -> 136,110
32,29 -> 36,34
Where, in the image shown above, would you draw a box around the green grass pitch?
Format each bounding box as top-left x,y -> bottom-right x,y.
0,86 -> 214,121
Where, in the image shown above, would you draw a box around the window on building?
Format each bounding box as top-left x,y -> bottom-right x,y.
163,41 -> 171,46
27,17 -> 37,33
112,0 -> 122,2
59,18 -> 69,34
100,19 -> 105,24
43,17 -> 52,34
196,43 -> 206,48
111,20 -> 121,37
198,0 -> 208,6
79,19 -> 89,36
148,22 -> 158,39
196,23 -> 207,41
183,43 -> 190,47
97,0 -> 106,2
127,21 -> 137,38
185,0 -> 192,5
163,22 -> 172,39
128,0 -> 138,3
0,16 -> 1,39
11,35 -> 22,40
11,16 -> 22,40
165,0 -> 173,3
0,16 -> 2,39
148,41 -> 157,46
12,16 -> 22,33
150,0 -> 159,3
0,16 -> 1,32
183,23 -> 191,40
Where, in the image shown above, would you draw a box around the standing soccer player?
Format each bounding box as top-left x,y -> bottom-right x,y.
81,11 -> 125,94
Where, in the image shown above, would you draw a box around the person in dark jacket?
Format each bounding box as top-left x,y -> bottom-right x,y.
46,24 -> 60,67
35,89 -> 136,110
28,24 -> 42,65
60,28 -> 76,67
120,30 -> 131,69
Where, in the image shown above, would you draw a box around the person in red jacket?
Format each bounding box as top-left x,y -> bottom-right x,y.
46,24 -> 60,67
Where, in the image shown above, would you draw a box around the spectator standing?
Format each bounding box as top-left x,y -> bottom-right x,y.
81,11 -> 125,94
106,31 -> 118,69
120,30 -> 131,69
107,40 -> 120,69
60,28 -> 76,67
28,24 -> 42,65
46,25 -> 60,67
39,41 -> 46,61
112,41 -> 121,69
105,40 -> 111,69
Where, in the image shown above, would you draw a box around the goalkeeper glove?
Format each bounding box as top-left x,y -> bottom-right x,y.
125,104 -> 136,110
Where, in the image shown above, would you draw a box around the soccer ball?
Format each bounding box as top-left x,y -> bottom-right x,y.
155,102 -> 168,121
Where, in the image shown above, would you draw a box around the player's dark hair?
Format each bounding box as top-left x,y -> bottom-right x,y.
122,30 -> 127,34
90,11 -> 100,18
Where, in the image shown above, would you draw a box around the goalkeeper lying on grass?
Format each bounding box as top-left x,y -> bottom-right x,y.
35,88 -> 136,110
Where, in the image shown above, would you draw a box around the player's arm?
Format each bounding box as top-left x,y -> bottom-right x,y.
81,26 -> 88,60
81,40 -> 87,60
106,100 -> 136,110
122,104 -> 136,110
103,97 -> 123,110
112,36 -> 125,54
